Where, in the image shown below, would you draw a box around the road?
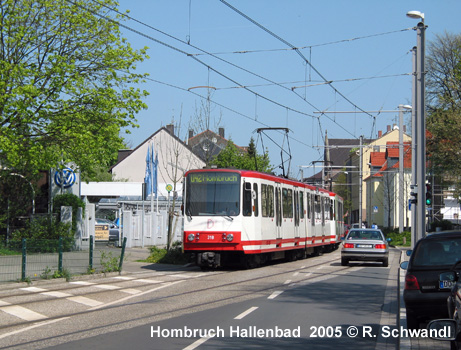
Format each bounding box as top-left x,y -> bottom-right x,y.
0,247 -> 425,350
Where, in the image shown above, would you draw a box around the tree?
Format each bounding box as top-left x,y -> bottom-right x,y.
211,138 -> 272,173
0,0 -> 149,181
426,32 -> 461,197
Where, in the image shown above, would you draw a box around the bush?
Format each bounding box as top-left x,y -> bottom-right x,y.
430,220 -> 453,232
145,241 -> 191,265
9,215 -> 74,252
384,230 -> 411,247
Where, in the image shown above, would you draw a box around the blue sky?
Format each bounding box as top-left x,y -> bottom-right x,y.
115,0 -> 460,178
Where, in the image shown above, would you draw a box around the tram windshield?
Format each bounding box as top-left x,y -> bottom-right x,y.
186,172 -> 241,216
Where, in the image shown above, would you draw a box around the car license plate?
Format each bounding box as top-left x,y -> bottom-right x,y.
439,280 -> 455,289
356,244 -> 372,248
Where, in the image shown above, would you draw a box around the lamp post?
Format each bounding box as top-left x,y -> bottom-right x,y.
407,10 -> 427,241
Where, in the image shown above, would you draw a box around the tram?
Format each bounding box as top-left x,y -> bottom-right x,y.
182,168 -> 344,268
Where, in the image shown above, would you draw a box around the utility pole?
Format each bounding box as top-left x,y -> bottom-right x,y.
359,135 -> 363,226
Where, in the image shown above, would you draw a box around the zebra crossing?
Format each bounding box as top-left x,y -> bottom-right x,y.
0,272 -> 206,324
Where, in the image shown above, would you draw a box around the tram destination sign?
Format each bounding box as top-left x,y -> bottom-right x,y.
190,173 -> 239,184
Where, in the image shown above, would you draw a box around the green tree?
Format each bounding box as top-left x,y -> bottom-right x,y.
426,32 -> 461,197
0,0 -> 149,181
212,138 -> 272,173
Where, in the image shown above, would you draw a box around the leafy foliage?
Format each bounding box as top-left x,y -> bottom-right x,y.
426,32 -> 461,197
211,138 -> 272,173
146,241 -> 190,265
0,0 -> 149,179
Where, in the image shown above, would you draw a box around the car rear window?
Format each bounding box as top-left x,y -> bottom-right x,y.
346,230 -> 383,240
412,238 -> 461,267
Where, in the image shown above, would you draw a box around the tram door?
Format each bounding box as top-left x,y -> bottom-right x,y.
275,184 -> 282,239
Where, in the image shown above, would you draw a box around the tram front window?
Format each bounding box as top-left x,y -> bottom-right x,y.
186,172 -> 241,216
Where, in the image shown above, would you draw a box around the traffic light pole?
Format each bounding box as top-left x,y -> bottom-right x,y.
415,21 -> 427,240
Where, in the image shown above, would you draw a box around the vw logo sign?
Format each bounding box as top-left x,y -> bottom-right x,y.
54,168 -> 76,188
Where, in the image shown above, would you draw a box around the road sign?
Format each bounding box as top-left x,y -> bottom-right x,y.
373,206 -> 378,213
54,168 -> 76,188
166,184 -> 173,193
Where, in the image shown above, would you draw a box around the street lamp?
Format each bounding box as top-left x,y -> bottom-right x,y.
407,10 -> 427,243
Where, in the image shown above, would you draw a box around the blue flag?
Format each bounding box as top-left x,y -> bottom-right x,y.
144,144 -> 152,198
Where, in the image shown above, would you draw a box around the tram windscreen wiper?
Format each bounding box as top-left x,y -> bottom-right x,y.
223,215 -> 233,221
187,208 -> 192,220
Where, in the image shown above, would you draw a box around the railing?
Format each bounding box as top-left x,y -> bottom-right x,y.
0,236 -> 127,283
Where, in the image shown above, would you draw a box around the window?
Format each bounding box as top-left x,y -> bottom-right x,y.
299,192 -> 304,219
282,188 -> 293,218
253,183 -> 259,217
186,172 -> 240,216
243,183 -> 252,216
261,184 -> 274,217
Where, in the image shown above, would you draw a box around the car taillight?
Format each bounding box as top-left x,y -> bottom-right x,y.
405,274 -> 420,290
344,243 -> 354,249
374,244 -> 386,249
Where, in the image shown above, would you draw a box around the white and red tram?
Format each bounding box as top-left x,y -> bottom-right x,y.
183,169 -> 344,268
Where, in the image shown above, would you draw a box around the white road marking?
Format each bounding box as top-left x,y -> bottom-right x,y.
234,306 -> 258,320
70,281 -> 95,286
134,279 -> 163,284
293,272 -> 299,277
120,288 -> 142,295
284,280 -> 292,285
67,296 -> 103,307
0,300 -> 11,306
183,335 -> 214,350
0,305 -> 47,321
0,316 -> 70,340
112,276 -> 134,280
41,291 -> 73,298
20,287 -> 48,293
92,284 -> 121,290
268,291 -> 283,299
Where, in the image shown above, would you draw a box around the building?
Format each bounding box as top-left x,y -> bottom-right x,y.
111,125 -> 205,197
364,141 -> 412,229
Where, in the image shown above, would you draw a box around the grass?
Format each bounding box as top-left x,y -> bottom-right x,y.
0,247 -> 21,256
384,230 -> 411,247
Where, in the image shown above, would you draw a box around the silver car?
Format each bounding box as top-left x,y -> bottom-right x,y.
341,228 -> 390,267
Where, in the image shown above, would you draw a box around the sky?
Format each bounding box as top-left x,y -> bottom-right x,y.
113,0 -> 461,179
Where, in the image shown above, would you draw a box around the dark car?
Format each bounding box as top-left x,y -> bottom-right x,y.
95,218 -> 120,242
401,231 -> 461,329
341,228 -> 390,266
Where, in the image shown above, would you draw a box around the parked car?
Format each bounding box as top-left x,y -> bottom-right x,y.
341,228 -> 390,267
95,218 -> 120,242
401,230 -> 461,329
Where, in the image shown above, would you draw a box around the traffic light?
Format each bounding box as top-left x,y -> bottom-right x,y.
425,183 -> 432,206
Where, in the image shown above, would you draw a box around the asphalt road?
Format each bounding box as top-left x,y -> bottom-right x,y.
0,248 -> 405,350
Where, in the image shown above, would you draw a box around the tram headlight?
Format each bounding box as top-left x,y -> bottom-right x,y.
187,233 -> 195,242
226,233 -> 234,242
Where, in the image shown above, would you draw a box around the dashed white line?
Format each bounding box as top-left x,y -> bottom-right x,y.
20,287 -> 48,293
183,335 -> 214,350
284,280 -> 292,285
120,288 -> 142,295
112,276 -> 135,280
67,296 -> 103,307
0,305 -> 47,321
0,300 -> 11,306
292,272 -> 299,277
93,284 -> 121,290
134,279 -> 163,284
70,281 -> 95,286
41,291 -> 73,298
234,306 -> 258,320
268,291 -> 283,299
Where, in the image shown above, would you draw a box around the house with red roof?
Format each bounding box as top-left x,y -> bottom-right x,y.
364,141 -> 412,229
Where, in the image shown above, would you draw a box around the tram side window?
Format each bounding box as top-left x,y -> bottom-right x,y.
330,199 -> 334,220
300,192 -> 304,219
243,183 -> 252,216
253,183 -> 259,217
282,188 -> 293,218
315,195 -> 321,220
325,199 -> 331,221
261,184 -> 274,218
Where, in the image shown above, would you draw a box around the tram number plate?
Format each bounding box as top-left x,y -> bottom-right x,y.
356,244 -> 372,248
207,235 -> 215,240
439,280 -> 455,289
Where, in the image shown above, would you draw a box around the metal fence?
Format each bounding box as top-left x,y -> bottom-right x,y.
0,236 -> 127,283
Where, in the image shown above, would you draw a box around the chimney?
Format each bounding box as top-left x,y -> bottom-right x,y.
378,130 -> 382,138
387,125 -> 391,133
189,129 -> 194,139
166,124 -> 174,135
403,125 -> 407,133
219,127 -> 225,138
